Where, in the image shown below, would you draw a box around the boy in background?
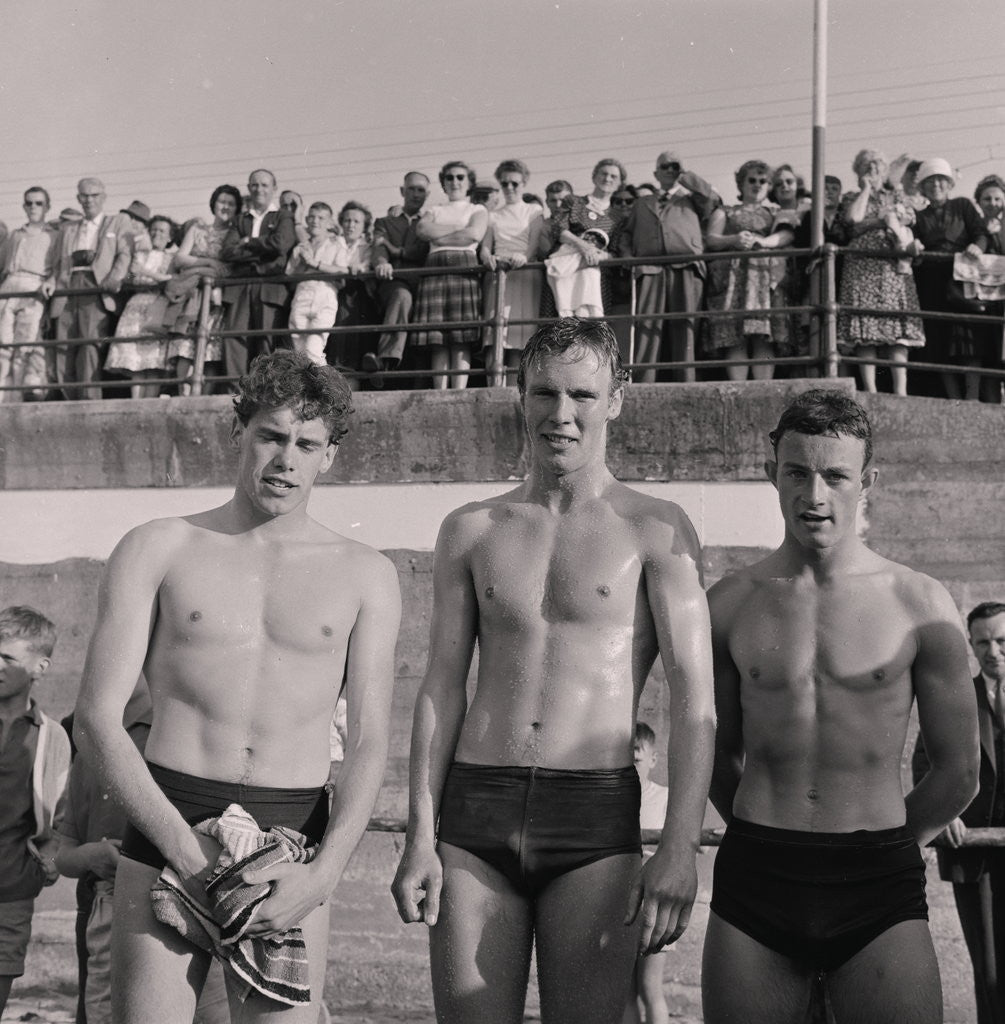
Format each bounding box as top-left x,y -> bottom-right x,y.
286,202 -> 347,366
0,605 -> 69,1015
624,721 -> 671,1024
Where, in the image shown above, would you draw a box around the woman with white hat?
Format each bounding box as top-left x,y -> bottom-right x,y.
912,158 -> 990,400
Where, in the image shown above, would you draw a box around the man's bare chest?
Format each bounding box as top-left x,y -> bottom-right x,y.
730,584 -> 917,696
470,520 -> 644,627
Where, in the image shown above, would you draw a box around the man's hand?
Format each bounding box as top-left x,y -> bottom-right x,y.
391,841 -> 443,926
172,830 -> 223,909
624,847 -> 698,954
375,261 -> 394,280
940,817 -> 967,848
87,839 -> 122,881
240,860 -> 334,937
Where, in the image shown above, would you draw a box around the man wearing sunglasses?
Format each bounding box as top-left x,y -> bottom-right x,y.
614,149 -> 715,384
0,188 -> 57,401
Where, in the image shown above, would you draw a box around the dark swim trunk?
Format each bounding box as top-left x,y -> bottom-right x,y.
711,816 -> 928,971
120,761 -> 330,870
436,762 -> 641,897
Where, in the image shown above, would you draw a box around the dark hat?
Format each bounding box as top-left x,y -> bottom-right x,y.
59,207 -> 83,223
121,200 -> 151,224
472,179 -> 500,192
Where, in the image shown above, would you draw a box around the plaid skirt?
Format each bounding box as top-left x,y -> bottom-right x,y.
412,250 -> 481,348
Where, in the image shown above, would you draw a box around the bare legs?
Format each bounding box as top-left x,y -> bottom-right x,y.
725,336 -> 776,382
430,843 -> 640,1024
702,912 -> 942,1024
429,345 -> 471,390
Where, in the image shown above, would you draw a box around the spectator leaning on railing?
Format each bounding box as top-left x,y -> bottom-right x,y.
0,187 -> 57,403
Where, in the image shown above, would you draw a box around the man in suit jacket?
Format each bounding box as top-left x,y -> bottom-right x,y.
614,150 -> 715,383
364,171 -> 431,384
221,169 -> 297,383
50,179 -> 138,400
913,601 -> 1005,1024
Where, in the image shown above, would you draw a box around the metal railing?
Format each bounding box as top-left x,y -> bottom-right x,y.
0,246 -> 1002,398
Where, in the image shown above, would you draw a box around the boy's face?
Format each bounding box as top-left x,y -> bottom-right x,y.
306,207 -> 333,239
633,738 -> 657,779
0,638 -> 49,705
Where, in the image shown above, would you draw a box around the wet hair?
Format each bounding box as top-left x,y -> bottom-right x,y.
517,317 -> 629,397
734,160 -> 771,198
545,179 -> 574,196
495,159 -> 530,183
439,161 -> 475,188
233,350 -> 354,445
339,200 -> 373,236
592,159 -> 628,186
209,184 -> 242,217
769,388 -> 873,467
974,174 -> 1005,204
24,186 -> 50,206
0,605 -> 57,658
635,721 -> 656,746
968,601 -> 1005,632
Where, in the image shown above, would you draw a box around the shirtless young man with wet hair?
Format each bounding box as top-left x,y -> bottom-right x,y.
702,388 -> 979,1024
391,317 -> 715,1024
74,350 -> 401,1023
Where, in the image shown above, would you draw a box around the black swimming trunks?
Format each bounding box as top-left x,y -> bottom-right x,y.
120,762 -> 330,870
436,762 -> 641,897
711,816 -> 928,971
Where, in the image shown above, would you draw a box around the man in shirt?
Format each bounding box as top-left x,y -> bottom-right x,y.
221,168 -> 297,382
364,171 -> 431,384
49,178 -> 136,399
914,601 -> 1005,1024
0,187 -> 58,401
614,149 -> 715,383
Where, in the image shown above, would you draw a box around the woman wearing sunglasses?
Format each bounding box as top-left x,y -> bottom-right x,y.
412,161 -> 489,389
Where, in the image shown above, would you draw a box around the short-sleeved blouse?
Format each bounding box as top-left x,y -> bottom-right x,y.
489,201 -> 543,259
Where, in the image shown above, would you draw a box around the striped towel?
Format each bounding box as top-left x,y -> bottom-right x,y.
150,804 -> 316,1006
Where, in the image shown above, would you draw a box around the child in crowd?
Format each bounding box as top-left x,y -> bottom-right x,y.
544,226 -> 609,318
624,721 -> 670,1024
286,202 -> 348,366
0,606 -> 69,1017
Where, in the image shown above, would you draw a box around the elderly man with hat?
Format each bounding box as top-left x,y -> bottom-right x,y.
911,157 -> 990,400
50,179 -> 144,399
613,148 -> 715,382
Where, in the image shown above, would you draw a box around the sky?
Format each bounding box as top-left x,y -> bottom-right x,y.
1,0 -> 1002,229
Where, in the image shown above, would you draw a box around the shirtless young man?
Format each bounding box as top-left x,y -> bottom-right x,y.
73,351 -> 401,1023
702,388 -> 979,1024
391,318 -> 715,1024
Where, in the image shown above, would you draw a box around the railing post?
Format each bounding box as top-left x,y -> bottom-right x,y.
821,244 -> 839,378
190,276 -> 213,397
490,267 -> 508,387
628,272 -> 637,378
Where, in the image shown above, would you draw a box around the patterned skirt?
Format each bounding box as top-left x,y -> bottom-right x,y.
412,250 -> 481,348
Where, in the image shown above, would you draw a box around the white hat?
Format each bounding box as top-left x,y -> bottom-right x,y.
915,158 -> 956,187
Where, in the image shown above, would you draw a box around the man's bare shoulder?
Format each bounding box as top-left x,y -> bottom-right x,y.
436,485 -> 527,541
706,553 -> 776,625
880,556 -> 961,625
608,482 -> 702,560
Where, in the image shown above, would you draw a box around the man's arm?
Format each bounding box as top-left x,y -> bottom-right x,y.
628,506 -> 715,953
245,549 -> 402,935
73,522 -> 215,887
904,576 -> 980,847
706,577 -> 746,824
391,509 -> 479,927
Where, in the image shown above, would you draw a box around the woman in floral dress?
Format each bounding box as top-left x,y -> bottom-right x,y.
705,160 -> 795,380
837,149 -> 925,396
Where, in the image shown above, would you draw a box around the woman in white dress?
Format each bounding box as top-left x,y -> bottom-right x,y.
479,159 -> 544,385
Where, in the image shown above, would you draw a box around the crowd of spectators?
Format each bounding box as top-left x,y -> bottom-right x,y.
0,149 -> 1002,402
